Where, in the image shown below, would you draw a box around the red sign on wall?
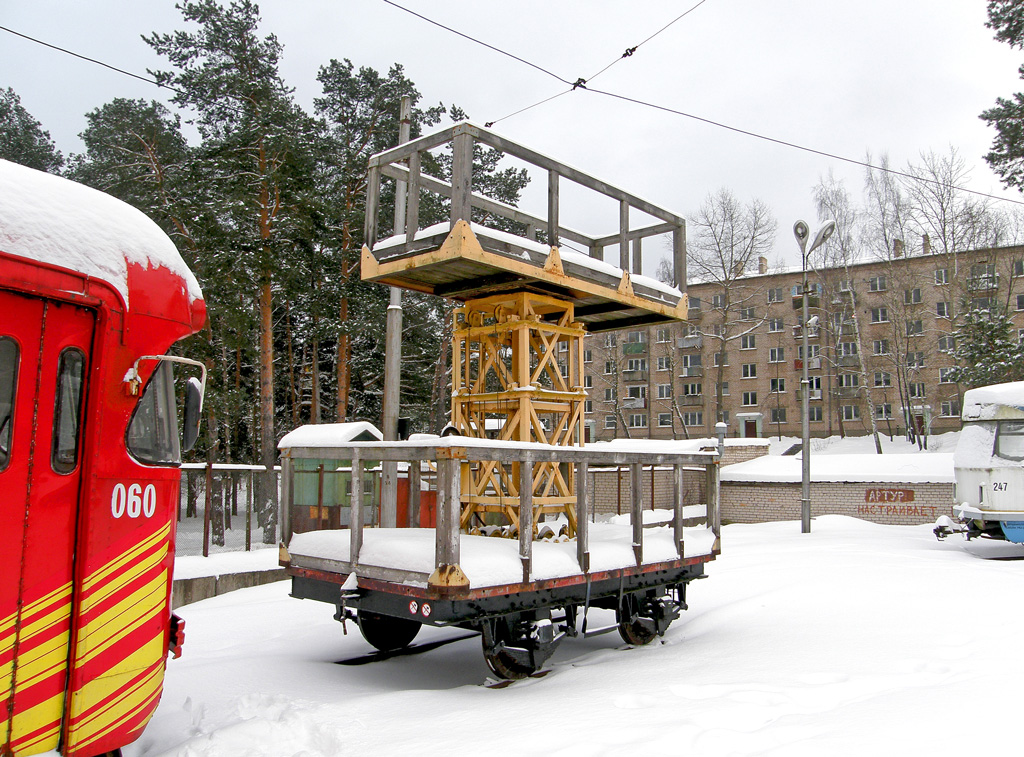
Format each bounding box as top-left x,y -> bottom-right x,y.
865,488 -> 915,503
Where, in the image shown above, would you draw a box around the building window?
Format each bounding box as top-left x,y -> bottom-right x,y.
839,373 -> 859,388
689,296 -> 701,311
584,375 -> 593,388
656,328 -> 670,343
627,330 -> 645,343
626,385 -> 646,399
713,351 -> 728,367
842,404 -> 860,421
721,381 -> 730,396
1017,294 -> 1024,312
1015,259 -> 1024,277
683,411 -> 703,427
875,403 -> 893,419
874,371 -> 891,387
838,279 -> 852,292
657,355 -> 671,371
798,344 -> 820,359
906,319 -> 923,336
767,287 -> 783,303
870,307 -> 888,323
938,336 -> 955,352
742,363 -> 757,379
740,334 -> 756,350
605,415 -> 617,429
626,358 -> 647,372
907,352 -> 924,369
711,293 -> 725,309
739,307 -> 755,321
768,318 -> 784,333
769,347 -> 785,363
939,367 -> 954,383
839,342 -> 858,357
770,407 -> 787,424
936,301 -> 950,318
683,382 -> 702,396
629,414 -> 648,428
604,361 -> 615,375
868,275 -> 887,292
808,405 -> 823,422
585,400 -> 593,413
559,341 -> 568,353
604,388 -> 616,402
605,333 -> 617,348
584,349 -> 592,363
940,400 -> 960,417
658,412 -> 673,427
904,288 -> 922,305
742,391 -> 757,406
935,268 -> 949,285
909,382 -> 926,398
770,378 -> 786,393
657,383 -> 672,399
873,340 -> 890,356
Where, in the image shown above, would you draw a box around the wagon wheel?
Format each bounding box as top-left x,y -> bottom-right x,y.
617,592 -> 659,646
357,610 -> 421,652
481,615 -> 542,680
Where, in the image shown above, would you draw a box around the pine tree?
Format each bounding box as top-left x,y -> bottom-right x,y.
981,1 -> 1024,191
0,87 -> 64,173
145,0 -> 316,540
947,305 -> 1024,388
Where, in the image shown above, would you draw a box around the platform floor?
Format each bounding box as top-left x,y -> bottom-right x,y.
287,516 -> 717,589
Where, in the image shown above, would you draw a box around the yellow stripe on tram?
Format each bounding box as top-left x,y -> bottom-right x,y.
81,521 -> 170,596
80,535 -> 169,617
75,574 -> 167,666
0,581 -> 73,650
7,691 -> 64,755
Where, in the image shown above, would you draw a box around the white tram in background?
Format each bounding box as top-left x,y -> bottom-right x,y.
936,381 -> 1024,543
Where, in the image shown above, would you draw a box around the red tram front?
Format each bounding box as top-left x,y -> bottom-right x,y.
0,158 -> 206,757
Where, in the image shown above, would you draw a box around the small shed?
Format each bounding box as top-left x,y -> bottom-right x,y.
278,422 -> 382,531
719,453 -> 955,526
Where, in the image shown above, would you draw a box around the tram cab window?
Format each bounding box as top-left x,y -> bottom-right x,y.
52,348 -> 86,474
127,361 -> 181,465
0,337 -> 17,470
995,420 -> 1024,461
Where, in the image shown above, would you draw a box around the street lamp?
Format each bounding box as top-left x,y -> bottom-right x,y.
794,219 -> 835,534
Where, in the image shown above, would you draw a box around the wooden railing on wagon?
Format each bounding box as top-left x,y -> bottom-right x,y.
279,439 -> 720,590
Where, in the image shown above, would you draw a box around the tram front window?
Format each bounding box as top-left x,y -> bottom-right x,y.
127,361 -> 181,465
995,420 -> 1024,461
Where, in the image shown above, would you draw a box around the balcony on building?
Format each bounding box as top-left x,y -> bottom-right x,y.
792,325 -> 820,339
838,355 -> 860,367
622,369 -> 648,382
621,396 -> 647,409
795,388 -> 823,401
677,334 -> 703,350
680,366 -> 703,378
681,394 -> 704,406
622,342 -> 647,355
967,274 -> 999,291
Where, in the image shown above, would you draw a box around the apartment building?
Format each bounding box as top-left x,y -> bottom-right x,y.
584,241 -> 1024,441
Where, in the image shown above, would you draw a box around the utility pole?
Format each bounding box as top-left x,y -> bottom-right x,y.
380,96 -> 411,528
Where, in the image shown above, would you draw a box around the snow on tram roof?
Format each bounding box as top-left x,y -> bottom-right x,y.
0,158 -> 202,307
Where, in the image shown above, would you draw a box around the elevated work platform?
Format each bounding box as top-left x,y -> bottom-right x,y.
360,122 -> 689,333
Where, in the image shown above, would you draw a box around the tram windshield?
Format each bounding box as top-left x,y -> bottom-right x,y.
995,419 -> 1024,461
127,361 -> 181,465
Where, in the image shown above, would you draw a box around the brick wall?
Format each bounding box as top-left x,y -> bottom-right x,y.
721,480 -> 954,526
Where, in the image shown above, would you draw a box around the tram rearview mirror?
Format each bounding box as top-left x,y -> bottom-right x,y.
183,376 -> 203,452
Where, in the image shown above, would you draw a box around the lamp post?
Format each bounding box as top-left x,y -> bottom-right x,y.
793,219 -> 835,534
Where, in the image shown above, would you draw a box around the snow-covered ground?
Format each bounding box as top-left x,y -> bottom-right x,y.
131,514 -> 1024,757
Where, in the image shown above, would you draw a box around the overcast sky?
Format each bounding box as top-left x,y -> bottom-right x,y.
3,0 -> 1023,271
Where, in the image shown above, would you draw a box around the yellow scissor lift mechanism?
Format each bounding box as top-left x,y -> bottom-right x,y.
361,122 -> 689,542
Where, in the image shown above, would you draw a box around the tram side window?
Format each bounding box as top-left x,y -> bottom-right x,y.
52,348 -> 86,474
0,338 -> 18,470
127,361 -> 181,465
996,420 -> 1024,461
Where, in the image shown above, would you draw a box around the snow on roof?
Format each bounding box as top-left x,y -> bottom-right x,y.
278,422 -> 383,449
0,158 -> 202,307
587,437 -> 767,454
962,381 -> 1024,421
720,453 -> 954,484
